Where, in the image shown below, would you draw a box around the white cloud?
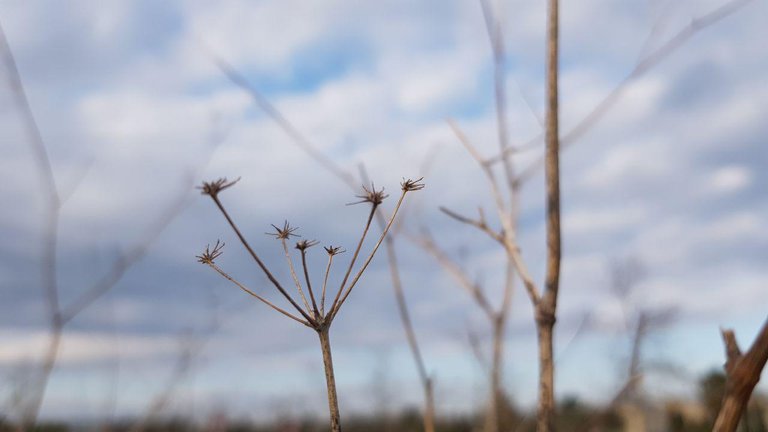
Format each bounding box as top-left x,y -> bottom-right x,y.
0,329 -> 176,366
708,165 -> 752,194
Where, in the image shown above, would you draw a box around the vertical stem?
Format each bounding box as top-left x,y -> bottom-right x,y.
486,316 -> 505,432
424,378 -> 436,432
538,0 -> 560,431
318,327 -> 342,432
537,321 -> 555,432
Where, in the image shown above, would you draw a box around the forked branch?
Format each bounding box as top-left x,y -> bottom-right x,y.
712,318 -> 768,432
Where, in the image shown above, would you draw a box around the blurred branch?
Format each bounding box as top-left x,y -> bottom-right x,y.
1,20 -> 227,427
204,47 -> 357,188
489,0 -> 758,185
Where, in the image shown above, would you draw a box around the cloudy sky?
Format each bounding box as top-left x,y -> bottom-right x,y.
0,0 -> 766,425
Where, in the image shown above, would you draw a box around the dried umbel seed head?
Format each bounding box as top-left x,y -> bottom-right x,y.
295,239 -> 319,251
324,245 -> 345,256
196,240 -> 225,265
401,177 -> 425,192
267,220 -> 300,240
349,183 -> 388,206
198,177 -> 240,197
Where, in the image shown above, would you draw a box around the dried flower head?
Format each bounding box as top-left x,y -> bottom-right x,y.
348,183 -> 388,206
295,239 -> 319,251
401,177 -> 425,192
267,220 -> 300,239
324,245 -> 345,256
196,240 -> 225,265
198,177 -> 240,197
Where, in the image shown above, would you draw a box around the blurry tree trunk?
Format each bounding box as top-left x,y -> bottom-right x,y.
713,319 -> 768,432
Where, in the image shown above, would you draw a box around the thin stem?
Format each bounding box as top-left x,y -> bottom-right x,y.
209,51 -> 357,189
320,254 -> 335,316
318,327 -> 342,432
328,204 -> 378,317
332,190 -> 409,319
537,1 -> 560,431
205,262 -> 312,328
280,238 -> 313,317
209,195 -> 315,324
381,224 -> 435,432
301,249 -> 321,317
412,232 -> 495,320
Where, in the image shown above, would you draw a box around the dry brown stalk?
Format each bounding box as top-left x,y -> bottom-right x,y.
210,46 -> 437,432
712,318 -> 768,432
197,177 -> 423,432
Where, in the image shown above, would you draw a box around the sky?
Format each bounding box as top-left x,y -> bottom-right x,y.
0,0 -> 766,425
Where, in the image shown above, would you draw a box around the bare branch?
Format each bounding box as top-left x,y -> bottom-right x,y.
298,245 -> 321,317
328,203 -> 378,317
204,262 -> 312,328
205,192 -> 315,324
410,231 -> 495,320
439,206 -> 503,243
204,48 -> 357,189
332,186 -> 419,319
279,237 -> 313,317
490,0 -> 758,184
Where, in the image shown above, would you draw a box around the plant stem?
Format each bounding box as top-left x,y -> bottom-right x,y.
536,318 -> 555,432
318,327 -> 342,432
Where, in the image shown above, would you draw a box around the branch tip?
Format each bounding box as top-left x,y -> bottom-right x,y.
198,177 -> 240,197
348,183 -> 388,206
267,220 -> 300,239
296,239 -> 319,251
401,177 -> 425,192
196,240 -> 225,265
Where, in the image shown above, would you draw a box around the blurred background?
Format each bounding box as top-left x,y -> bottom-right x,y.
0,0 -> 766,430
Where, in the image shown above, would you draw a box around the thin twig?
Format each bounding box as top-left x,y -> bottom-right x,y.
205,48 -> 357,188
490,0 -> 757,184
410,232 -> 495,320
280,238 -> 313,316
207,194 -> 315,324
332,189 -> 412,319
328,204 -> 378,318
300,249 -> 321,317
205,263 -> 312,328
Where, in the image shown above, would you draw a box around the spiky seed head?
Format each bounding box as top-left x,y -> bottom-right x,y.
198,177 -> 240,197
196,240 -> 225,264
348,183 -> 388,206
324,245 -> 345,256
295,239 -> 319,251
267,220 -> 300,240
401,177 -> 425,192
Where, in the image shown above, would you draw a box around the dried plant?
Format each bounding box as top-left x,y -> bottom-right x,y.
204,2 -> 755,429
197,177 -> 423,431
